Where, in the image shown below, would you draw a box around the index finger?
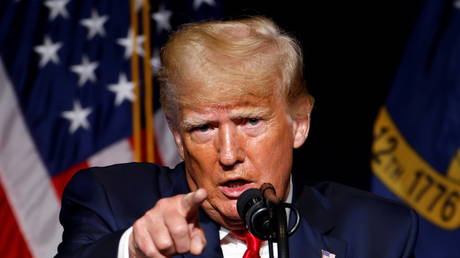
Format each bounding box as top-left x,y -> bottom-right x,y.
180,188 -> 207,215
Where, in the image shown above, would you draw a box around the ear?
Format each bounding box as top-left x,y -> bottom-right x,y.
292,114 -> 310,149
172,129 -> 185,159
291,96 -> 312,149
167,117 -> 185,160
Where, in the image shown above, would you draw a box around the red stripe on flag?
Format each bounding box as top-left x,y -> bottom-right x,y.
128,133 -> 164,165
52,161 -> 89,199
0,180 -> 33,258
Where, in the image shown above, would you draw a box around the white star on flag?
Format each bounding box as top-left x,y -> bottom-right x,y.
152,6 -> 172,32
193,0 -> 215,10
70,56 -> 99,86
44,0 -> 70,20
80,9 -> 109,39
108,73 -> 135,106
34,36 -> 62,67
117,29 -> 145,59
135,0 -> 142,12
151,49 -> 161,74
61,100 -> 93,134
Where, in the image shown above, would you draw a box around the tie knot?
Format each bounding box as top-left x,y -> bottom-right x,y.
232,231 -> 263,258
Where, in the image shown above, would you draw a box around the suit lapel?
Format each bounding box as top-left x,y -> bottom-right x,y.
290,184 -> 348,258
289,216 -> 328,258
174,164 -> 346,258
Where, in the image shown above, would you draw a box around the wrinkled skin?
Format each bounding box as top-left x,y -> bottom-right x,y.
173,94 -> 310,231
129,92 -> 311,257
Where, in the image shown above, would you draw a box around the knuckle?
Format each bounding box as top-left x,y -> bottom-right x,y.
143,208 -> 162,224
133,218 -> 145,230
155,237 -> 173,251
152,195 -> 185,216
170,224 -> 188,236
177,247 -> 190,254
145,208 -> 158,217
143,248 -> 159,258
155,198 -> 171,209
136,238 -> 157,257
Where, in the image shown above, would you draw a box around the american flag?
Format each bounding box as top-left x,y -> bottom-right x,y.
0,0 -> 221,257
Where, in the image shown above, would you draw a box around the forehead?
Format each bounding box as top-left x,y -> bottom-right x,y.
178,94 -> 284,125
181,93 -> 276,115
175,69 -> 282,107
171,37 -> 283,105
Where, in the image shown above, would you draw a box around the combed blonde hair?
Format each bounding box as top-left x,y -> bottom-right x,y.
158,16 -> 313,126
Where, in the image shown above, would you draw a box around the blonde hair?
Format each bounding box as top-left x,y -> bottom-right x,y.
158,16 -> 313,126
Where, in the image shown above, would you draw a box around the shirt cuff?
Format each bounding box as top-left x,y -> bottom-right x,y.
117,227 -> 133,258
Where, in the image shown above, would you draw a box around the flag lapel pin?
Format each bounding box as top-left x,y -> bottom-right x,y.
321,249 -> 336,258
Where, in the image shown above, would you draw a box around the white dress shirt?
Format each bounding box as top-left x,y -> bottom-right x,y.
117,178 -> 293,258
219,226 -> 279,258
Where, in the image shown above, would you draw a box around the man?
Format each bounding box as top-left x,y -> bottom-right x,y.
56,16 -> 418,258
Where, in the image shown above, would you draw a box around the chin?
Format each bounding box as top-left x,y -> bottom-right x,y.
219,205 -> 244,225
222,217 -> 246,230
224,200 -> 240,219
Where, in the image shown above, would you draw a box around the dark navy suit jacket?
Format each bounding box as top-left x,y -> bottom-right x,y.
55,162 -> 418,257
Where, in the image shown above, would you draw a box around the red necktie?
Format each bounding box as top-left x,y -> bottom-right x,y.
232,231 -> 263,258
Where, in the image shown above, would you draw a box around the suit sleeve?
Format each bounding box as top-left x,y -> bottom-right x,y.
55,169 -> 127,258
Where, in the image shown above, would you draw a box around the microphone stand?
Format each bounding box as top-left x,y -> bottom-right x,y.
261,184 -> 289,258
274,202 -> 289,258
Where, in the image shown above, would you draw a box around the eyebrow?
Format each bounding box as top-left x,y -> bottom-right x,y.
228,107 -> 272,119
182,117 -> 210,131
181,107 -> 273,131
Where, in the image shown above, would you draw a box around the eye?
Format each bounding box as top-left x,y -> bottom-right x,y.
195,124 -> 210,132
247,118 -> 260,126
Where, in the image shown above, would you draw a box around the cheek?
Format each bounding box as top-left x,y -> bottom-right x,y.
183,135 -> 217,166
183,144 -> 219,189
249,123 -> 294,164
247,123 -> 294,190
185,162 -> 219,196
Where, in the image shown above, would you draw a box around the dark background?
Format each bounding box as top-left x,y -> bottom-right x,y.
223,0 -> 425,189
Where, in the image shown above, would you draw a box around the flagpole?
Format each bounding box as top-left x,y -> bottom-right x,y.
130,0 -> 142,162
142,0 -> 155,163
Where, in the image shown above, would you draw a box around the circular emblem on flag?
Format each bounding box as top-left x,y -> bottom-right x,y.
372,108 -> 460,230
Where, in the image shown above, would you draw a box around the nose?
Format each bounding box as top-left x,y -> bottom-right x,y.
216,123 -> 245,168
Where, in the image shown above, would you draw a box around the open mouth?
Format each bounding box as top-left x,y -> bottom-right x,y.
225,179 -> 249,188
219,179 -> 255,198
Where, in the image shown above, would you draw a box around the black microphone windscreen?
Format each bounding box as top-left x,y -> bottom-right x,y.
237,188 -> 263,219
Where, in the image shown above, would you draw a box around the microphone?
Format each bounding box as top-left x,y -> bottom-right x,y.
237,188 -> 273,240
238,184 -> 301,258
237,184 -> 301,240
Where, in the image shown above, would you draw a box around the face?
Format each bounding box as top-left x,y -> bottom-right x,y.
171,91 -> 310,230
